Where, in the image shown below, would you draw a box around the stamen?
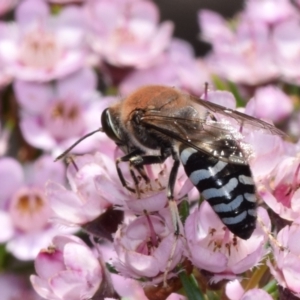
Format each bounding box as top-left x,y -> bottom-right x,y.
204,82 -> 209,101
144,211 -> 158,248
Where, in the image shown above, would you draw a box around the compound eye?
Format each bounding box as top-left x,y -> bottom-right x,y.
101,108 -> 122,143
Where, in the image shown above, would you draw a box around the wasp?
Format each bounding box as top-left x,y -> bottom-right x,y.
57,85 -> 284,240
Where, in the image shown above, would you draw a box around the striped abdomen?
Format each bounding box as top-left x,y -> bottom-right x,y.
179,145 -> 256,240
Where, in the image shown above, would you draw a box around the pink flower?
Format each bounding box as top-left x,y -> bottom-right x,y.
199,11 -> 279,85
47,151 -> 126,226
258,155 -> 300,221
0,0 -> 19,16
44,105 -> 195,226
113,209 -> 185,284
30,235 -> 102,300
0,0 -> 86,81
243,0 -> 297,25
0,273 -> 42,300
15,68 -> 111,156
245,85 -> 293,123
47,147 -> 190,237
272,19 -> 300,83
0,26 -> 13,89
198,9 -> 233,44
184,202 -> 270,281
122,156 -> 192,214
119,38 -> 211,96
84,0 -> 174,68
0,155 -> 69,260
226,279 -> 273,300
96,242 -> 149,299
268,222 -> 300,297
245,130 -> 284,181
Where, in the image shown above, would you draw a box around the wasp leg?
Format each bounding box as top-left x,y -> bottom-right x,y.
131,154 -> 169,191
129,150 -> 181,232
116,150 -> 143,195
163,151 -> 182,287
116,151 -> 169,197
166,153 -> 181,234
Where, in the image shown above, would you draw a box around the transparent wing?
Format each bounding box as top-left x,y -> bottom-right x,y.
141,115 -> 248,164
188,95 -> 286,137
140,99 -> 284,165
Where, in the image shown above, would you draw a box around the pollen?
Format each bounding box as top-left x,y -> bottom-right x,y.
113,26 -> 136,44
16,193 -> 44,214
10,187 -> 51,232
45,98 -> 85,141
68,106 -> 79,120
40,245 -> 56,254
51,102 -> 65,119
50,101 -> 80,121
206,227 -> 241,255
209,228 -> 216,236
213,240 -> 222,251
19,26 -> 62,69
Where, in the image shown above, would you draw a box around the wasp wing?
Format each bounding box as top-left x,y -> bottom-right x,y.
140,99 -> 284,165
141,115 -> 248,164
188,94 -> 286,137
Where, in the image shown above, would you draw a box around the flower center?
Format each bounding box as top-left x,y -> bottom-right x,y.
9,187 -> 51,232
274,184 -> 293,208
111,24 -> 136,46
207,227 -> 239,256
51,101 -> 79,120
44,99 -> 85,141
19,26 -> 62,69
136,214 -> 161,255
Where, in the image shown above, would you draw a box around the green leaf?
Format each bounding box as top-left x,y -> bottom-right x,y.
50,4 -> 62,15
206,290 -> 221,300
106,262 -> 119,274
227,81 -> 245,107
211,74 -> 228,91
179,271 -> 204,300
105,86 -> 118,96
0,244 -> 7,270
179,199 -> 189,224
285,83 -> 300,96
211,75 -> 246,107
263,279 -> 277,294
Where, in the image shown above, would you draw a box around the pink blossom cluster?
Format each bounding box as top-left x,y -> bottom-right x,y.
199,0 -> 300,85
0,0 -> 300,299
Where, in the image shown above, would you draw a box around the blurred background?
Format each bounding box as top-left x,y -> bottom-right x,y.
154,0 -> 243,55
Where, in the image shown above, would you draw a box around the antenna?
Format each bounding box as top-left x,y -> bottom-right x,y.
55,128 -> 103,161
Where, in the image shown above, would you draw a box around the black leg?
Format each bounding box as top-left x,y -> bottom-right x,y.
116,150 -> 170,197
116,150 -> 142,194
